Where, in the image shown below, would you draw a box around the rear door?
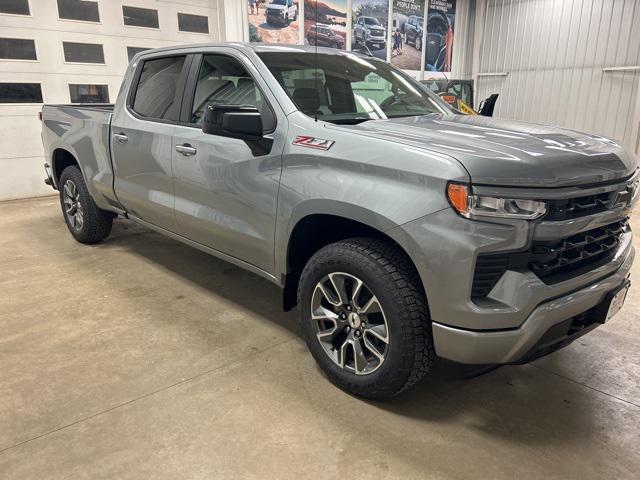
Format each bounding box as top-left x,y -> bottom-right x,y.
111,53 -> 191,231
170,49 -> 285,274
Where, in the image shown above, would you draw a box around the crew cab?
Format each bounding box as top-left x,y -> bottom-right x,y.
41,44 -> 638,399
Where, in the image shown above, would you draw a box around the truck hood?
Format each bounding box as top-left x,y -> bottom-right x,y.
350,114 -> 637,187
367,25 -> 385,33
266,4 -> 286,11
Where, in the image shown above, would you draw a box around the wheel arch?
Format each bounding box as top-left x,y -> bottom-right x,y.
281,210 -> 425,312
51,148 -> 81,186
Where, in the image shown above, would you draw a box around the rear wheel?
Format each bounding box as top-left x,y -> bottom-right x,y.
416,36 -> 422,51
298,238 -> 434,399
58,165 -> 113,244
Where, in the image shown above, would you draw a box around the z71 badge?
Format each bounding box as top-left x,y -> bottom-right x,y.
292,135 -> 335,151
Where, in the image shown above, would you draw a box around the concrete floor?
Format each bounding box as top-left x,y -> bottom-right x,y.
1,196 -> 639,480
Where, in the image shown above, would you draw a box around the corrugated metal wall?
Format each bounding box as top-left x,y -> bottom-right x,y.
475,0 -> 640,153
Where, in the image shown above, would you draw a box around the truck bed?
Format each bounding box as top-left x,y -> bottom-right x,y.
44,103 -> 114,112
41,103 -> 118,211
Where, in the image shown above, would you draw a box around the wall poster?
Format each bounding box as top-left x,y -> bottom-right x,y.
248,0 -> 301,45
424,0 -> 456,72
351,0 -> 389,59
390,0 -> 425,70
304,0 -> 347,49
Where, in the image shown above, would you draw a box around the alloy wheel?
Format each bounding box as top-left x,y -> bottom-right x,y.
311,272 -> 389,375
63,180 -> 84,231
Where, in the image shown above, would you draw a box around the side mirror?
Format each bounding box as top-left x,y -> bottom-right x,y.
202,104 -> 263,140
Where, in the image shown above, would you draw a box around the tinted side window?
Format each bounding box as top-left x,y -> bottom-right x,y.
190,54 -> 274,131
132,56 -> 186,120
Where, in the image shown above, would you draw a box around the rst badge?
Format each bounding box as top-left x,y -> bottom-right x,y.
292,135 -> 335,151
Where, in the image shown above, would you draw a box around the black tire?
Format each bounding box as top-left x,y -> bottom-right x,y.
58,165 -> 113,244
298,238 -> 434,399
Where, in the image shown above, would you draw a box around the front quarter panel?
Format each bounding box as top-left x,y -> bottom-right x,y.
275,112 -> 470,279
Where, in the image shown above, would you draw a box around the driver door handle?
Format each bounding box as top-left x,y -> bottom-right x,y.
175,144 -> 197,156
113,133 -> 128,144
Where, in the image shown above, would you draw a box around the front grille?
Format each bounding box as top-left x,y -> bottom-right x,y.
529,219 -> 628,283
471,218 -> 629,297
545,192 -> 614,221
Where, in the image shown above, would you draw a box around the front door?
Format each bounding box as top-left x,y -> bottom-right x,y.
111,54 -> 190,232
171,51 -> 284,274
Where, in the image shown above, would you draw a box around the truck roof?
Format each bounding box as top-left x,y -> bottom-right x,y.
133,42 -> 368,59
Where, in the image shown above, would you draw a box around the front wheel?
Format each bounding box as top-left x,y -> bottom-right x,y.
298,238 -> 434,399
58,165 -> 114,244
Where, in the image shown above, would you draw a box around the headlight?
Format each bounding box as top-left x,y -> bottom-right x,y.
447,183 -> 547,220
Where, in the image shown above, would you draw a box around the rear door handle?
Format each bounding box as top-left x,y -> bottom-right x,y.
113,133 -> 128,144
175,144 -> 197,156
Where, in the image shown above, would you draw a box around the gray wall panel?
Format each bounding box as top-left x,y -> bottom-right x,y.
476,0 -> 640,153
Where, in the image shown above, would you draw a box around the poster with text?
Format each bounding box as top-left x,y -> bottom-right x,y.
391,0 -> 425,70
304,0 -> 347,49
424,0 -> 456,72
248,0 -> 300,45
351,0 -> 389,59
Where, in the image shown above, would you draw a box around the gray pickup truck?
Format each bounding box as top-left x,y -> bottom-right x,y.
42,44 -> 638,398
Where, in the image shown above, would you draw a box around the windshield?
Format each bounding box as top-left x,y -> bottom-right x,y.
364,18 -> 380,25
257,51 -> 452,124
271,0 -> 287,5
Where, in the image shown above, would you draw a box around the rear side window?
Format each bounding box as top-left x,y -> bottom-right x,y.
132,55 -> 186,121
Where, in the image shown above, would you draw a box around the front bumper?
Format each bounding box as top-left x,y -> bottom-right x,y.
266,12 -> 286,23
432,245 -> 634,364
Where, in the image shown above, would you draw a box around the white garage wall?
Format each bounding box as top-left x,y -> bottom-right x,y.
0,0 -> 223,201
474,0 -> 640,153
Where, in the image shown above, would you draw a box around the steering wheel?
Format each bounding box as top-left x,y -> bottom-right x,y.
379,92 -> 412,110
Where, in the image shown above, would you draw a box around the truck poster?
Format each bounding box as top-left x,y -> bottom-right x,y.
351,0 -> 389,59
248,0 -> 300,45
425,0 -> 456,72
304,0 -> 348,50
390,0 -> 426,71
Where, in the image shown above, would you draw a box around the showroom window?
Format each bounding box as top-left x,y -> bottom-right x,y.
127,46 -> 149,62
57,0 -> 99,23
63,41 -> 105,63
122,5 -> 159,29
178,13 -> 209,34
0,38 -> 37,60
0,83 -> 42,103
69,84 -> 109,103
131,55 -> 186,120
0,0 -> 30,15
